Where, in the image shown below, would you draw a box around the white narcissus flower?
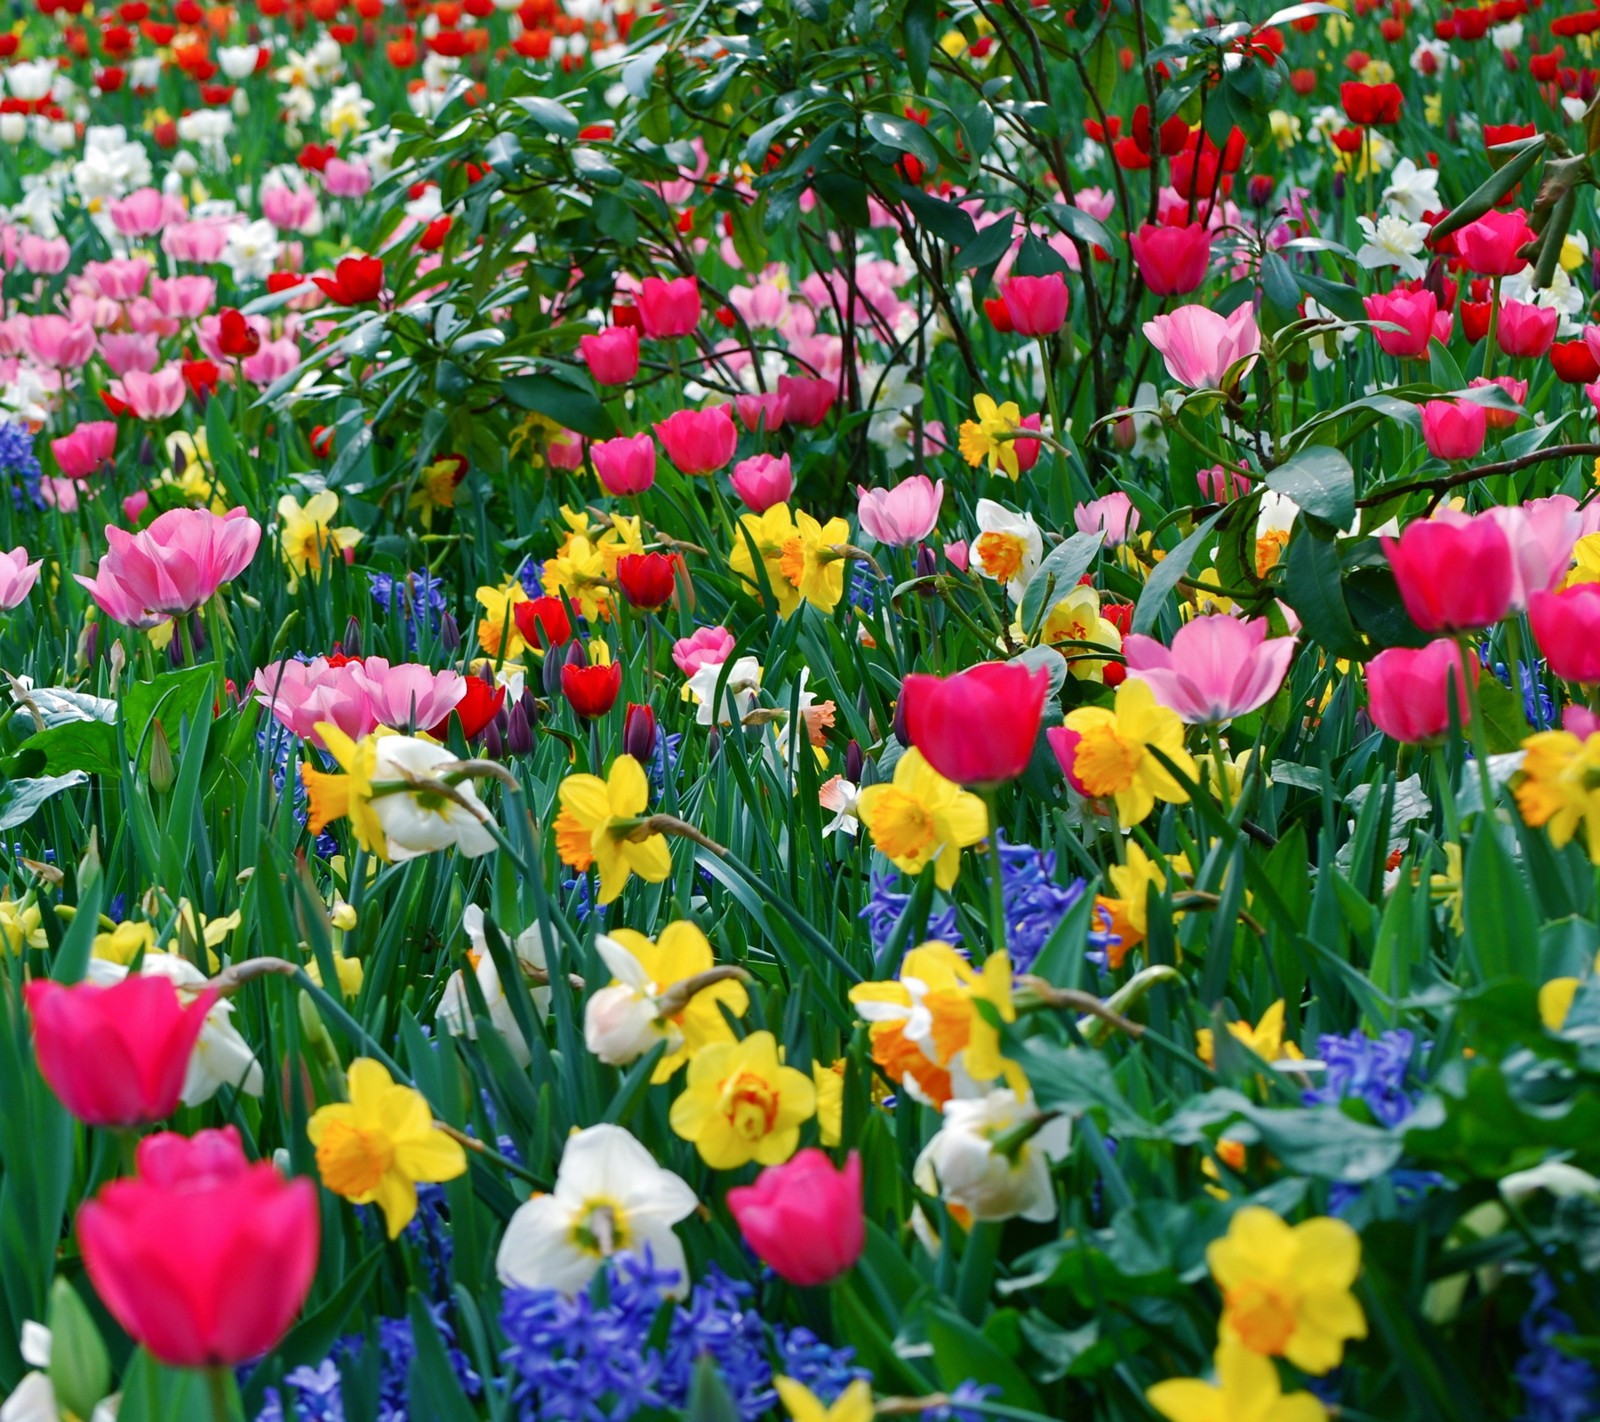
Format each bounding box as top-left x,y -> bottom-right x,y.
913,1088 -> 1070,1223
1500,1162 -> 1600,1205
368,735 -> 499,861
686,655 -> 762,727
1355,214 -> 1430,281
1381,157 -> 1440,223
496,1124 -> 698,1297
971,499 -> 1043,604
436,907 -> 552,1068
818,775 -> 860,836
221,219 -> 281,285
583,934 -> 670,1066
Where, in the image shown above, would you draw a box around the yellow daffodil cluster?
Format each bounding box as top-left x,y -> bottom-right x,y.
1513,728 -> 1600,863
727,503 -> 852,616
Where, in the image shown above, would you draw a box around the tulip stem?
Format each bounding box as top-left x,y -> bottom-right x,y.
1482,277 -> 1501,382
981,787 -> 1008,955
207,1366 -> 239,1422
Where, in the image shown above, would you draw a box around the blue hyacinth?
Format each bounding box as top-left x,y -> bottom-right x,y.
1302,1028 -> 1423,1128
1516,1271 -> 1600,1422
369,569 -> 448,648
0,421 -> 42,508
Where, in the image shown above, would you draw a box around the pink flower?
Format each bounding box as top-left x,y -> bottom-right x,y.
1365,639 -> 1478,742
0,547 -> 42,610
672,625 -> 736,676
252,656 -> 466,744
242,338 -> 301,386
1567,706 -> 1600,738
856,475 -> 943,546
1364,287 -> 1438,359
999,273 -> 1069,336
98,331 -> 161,378
548,432 -> 585,471
579,326 -> 640,386
1496,299 -> 1558,358
654,406 -> 738,475
1198,465 -> 1252,502
82,258 -> 150,300
1420,400 -> 1487,460
1122,615 -> 1295,723
123,490 -> 150,523
944,540 -> 970,572
24,315 -> 97,369
777,374 -> 836,428
1470,375 -> 1527,429
725,1149 -> 863,1287
1129,222 -> 1212,295
107,187 -> 179,239
1454,207 -> 1536,277
261,180 -> 319,232
51,421 -> 118,480
1487,502 -> 1581,611
902,660 -> 1051,785
322,157 -> 372,198
1143,304 -> 1260,388
731,453 -> 794,513
1531,583 -> 1600,683
18,234 -> 69,274
114,367 -> 188,420
149,274 -> 217,321
1381,511 -> 1514,632
161,219 -> 230,264
78,1126 -> 318,1368
637,276 -> 701,339
76,507 -> 262,628
733,391 -> 787,434
1074,492 -> 1139,545
591,432 -> 657,495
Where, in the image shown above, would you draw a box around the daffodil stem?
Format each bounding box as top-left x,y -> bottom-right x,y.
954,1219 -> 1002,1324
982,787 -> 1008,956
433,1118 -> 548,1188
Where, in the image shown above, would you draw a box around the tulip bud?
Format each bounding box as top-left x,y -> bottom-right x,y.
542,645 -> 566,697
623,702 -> 658,762
80,620 -> 100,670
438,611 -> 461,653
482,716 -> 504,759
564,640 -> 589,670
506,698 -> 533,755
342,615 -> 362,658
893,692 -> 912,749
914,542 -> 938,593
147,718 -> 176,795
138,433 -> 155,467
47,1278 -> 111,1422
167,632 -> 186,669
845,739 -> 864,785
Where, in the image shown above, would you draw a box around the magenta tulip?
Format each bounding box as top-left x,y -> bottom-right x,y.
1531,584 -> 1600,683
1381,512 -> 1514,632
902,660 -> 1050,785
591,432 -> 658,495
1420,400 -> 1487,461
726,1149 -> 863,1287
731,452 -> 793,513
654,406 -> 738,475
1364,287 -> 1439,359
1129,221 -> 1212,295
777,374 -> 836,428
1453,207 -> 1536,277
999,273 -> 1069,336
1495,299 -> 1558,359
1365,640 -> 1478,743
579,326 -> 641,386
636,275 -> 701,339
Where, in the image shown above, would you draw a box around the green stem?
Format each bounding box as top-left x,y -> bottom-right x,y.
1207,721 -> 1232,815
981,786 -> 1008,955
954,1219 -> 1002,1324
1038,334 -> 1067,488
1456,634 -> 1497,819
207,1366 -> 236,1422
1482,276 -> 1502,382
1430,741 -> 1461,844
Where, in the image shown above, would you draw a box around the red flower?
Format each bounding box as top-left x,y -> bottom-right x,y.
513,595 -> 573,650
297,142 -> 337,172
726,1150 -> 864,1287
313,255 -> 385,306
1552,341 -> 1600,385
1484,121 -> 1537,150
616,551 -> 680,610
182,359 -> 222,399
429,676 -> 506,740
1339,80 -> 1403,125
983,295 -> 1014,333
217,307 -> 260,358
901,660 -> 1051,786
561,660 -> 622,719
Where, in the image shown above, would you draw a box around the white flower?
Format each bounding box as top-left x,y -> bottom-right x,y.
971,499 -> 1043,603
496,1124 -> 698,1297
1490,20 -> 1523,50
436,907 -> 551,1067
72,125 -> 151,204
217,43 -> 261,80
818,775 -> 860,836
913,1088 -> 1070,1222
129,56 -> 162,91
176,108 -> 234,153
1356,213 -> 1430,280
220,218 -> 282,285
1500,1161 -> 1600,1205
1303,297 -> 1358,371
1381,157 -> 1440,223
1411,37 -> 1458,75
4,61 -> 56,103
686,655 -> 761,727
323,83 -> 374,142
367,735 -> 499,861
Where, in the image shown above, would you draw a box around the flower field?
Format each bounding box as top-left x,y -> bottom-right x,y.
4,0 -> 1600,1416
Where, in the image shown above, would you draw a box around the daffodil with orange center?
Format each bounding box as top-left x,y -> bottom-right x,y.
668,1030 -> 816,1169
855,749 -> 988,890
553,755 -> 672,906
1054,677 -> 1197,824
301,722 -> 386,857
777,509 -> 851,613
728,502 -> 802,617
476,578 -> 532,659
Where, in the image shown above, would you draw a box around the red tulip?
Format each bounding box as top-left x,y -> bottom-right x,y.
623,701 -> 658,761
1365,640 -> 1477,743
216,308 -> 260,358
616,551 -> 680,610
901,660 -> 1050,785
1129,222 -> 1212,296
726,1149 -> 863,1286
312,254 -> 384,305
561,660 -> 622,719
1550,340 -> 1600,385
514,594 -> 573,650
26,976 -> 214,1128
1339,80 -> 1402,124
78,1127 -> 318,1367
998,273 -> 1069,336
429,675 -> 506,740
579,326 -> 640,386
1531,584 -> 1600,683
1381,512 -> 1514,632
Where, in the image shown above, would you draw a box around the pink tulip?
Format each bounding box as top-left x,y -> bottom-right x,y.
1488,502 -> 1581,612
114,367 -> 188,420
1365,639 -> 1478,742
1454,207 -> 1536,277
654,406 -> 738,475
1567,706 -> 1600,739
944,540 -> 970,572
637,275 -> 701,339
149,275 -> 217,321
162,220 -> 230,264
777,374 -> 836,428
18,234 -> 69,275
856,475 -> 943,546
733,391 -> 787,434
672,625 -> 736,676
1496,299 -> 1558,359
1381,511 -> 1514,632
123,490 -> 150,524
107,187 -> 177,238
252,657 -> 466,744
1074,492 -> 1139,545
78,1127 -> 318,1368
99,331 -> 161,378
1122,615 -> 1295,724
24,315 -> 97,369
82,258 -> 150,300
580,326 -> 641,386
1364,287 -> 1439,359
1420,400 -> 1487,460
261,181 -> 319,232
999,273 -> 1069,336
1470,375 -> 1526,430
726,1149 -> 863,1287
1143,304 -> 1260,388
1531,584 -> 1600,683
591,432 -> 657,495
1129,222 -> 1212,296
51,422 -> 118,480
241,338 -> 301,386
76,507 -> 262,628
1198,465 -> 1252,502
0,547 -> 42,610
322,157 -> 372,198
731,452 -> 794,513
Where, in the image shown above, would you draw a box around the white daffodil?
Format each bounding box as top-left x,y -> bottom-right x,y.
1356,213 -> 1431,281
1381,157 -> 1440,223
368,737 -> 499,861
496,1124 -> 698,1297
220,219 -> 281,285
437,907 -> 552,1068
971,499 -> 1043,604
686,654 -> 762,727
818,775 -> 861,836
913,1087 -> 1071,1223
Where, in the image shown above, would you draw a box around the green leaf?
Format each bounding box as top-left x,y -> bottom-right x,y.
1131,507 -> 1226,635
1280,527 -> 1364,661
502,371 -> 617,439
686,1355 -> 743,1422
903,0 -> 936,90
12,721 -> 119,778
0,772 -> 90,830
1265,446 -> 1355,530
865,112 -> 939,166
405,1292 -> 479,1422
1018,532 -> 1103,637
515,94 -> 579,138
958,212 -> 1015,274
1463,826 -> 1539,982
924,1305 -> 1047,1412
1476,676 -> 1529,754
1429,139 -> 1546,241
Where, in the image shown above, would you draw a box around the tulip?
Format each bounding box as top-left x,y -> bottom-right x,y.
78,1127 -> 318,1367
616,551 -> 680,610
777,374 -> 836,428
1074,492 -> 1140,545
548,432 -> 585,471
999,273 -> 1069,336
673,626 -> 736,676
1143,304 -> 1260,388
1365,640 -> 1478,742
636,275 -> 701,338
50,422 -> 117,480
322,156 -> 372,198
562,660 -> 623,719
1454,208 -> 1536,277
1363,287 -> 1438,359
514,595 -> 574,651
726,1149 -> 864,1287
731,453 -> 794,514
0,547 -> 42,610
1531,584 -> 1600,683
24,315 -> 97,369
1552,340 -> 1600,385
857,475 -> 943,547
591,432 -> 657,495
77,508 -> 262,629
654,407 -> 738,475
1381,512 -> 1514,632
216,307 -> 261,359
1129,222 -> 1212,295
1470,374 -> 1526,429
1197,465 -> 1252,502
106,187 -> 176,238
1340,80 -> 1403,124
26,976 -> 215,1127
1420,400 -> 1487,460
1496,299 -> 1558,359
1487,503 -> 1580,611
623,702 -> 659,762
313,254 -> 384,306
901,660 -> 1051,785
1121,615 -> 1295,724
430,675 -> 506,741
579,326 -> 641,386
733,392 -> 787,434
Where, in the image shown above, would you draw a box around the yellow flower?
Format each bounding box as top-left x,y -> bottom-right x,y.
1539,951 -> 1600,1031
1196,1000 -> 1304,1068
729,503 -> 802,617
307,953 -> 366,999
1513,729 -> 1600,862
813,1059 -> 844,1146
301,721 -> 387,858
775,1376 -> 874,1422
277,491 -> 363,589
407,453 -> 467,526
593,511 -> 645,579
1147,1342 -> 1328,1422
476,578 -> 532,660
160,430 -> 226,512
307,1058 -> 467,1237
0,896 -> 45,953
553,756 -> 672,905
93,920 -> 157,966
1013,583 -> 1123,680
856,749 -> 988,890
1207,1207 -> 1367,1374
669,1030 -> 817,1169
778,509 -> 851,613
602,921 -> 749,1081
959,394 -> 1025,478
543,534 -> 615,623
1060,677 -> 1198,824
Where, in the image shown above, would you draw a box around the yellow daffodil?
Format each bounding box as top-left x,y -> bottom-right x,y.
476,578 -> 532,660
1147,1342 -> 1328,1422
543,534 -> 615,622
307,1057 -> 468,1237
1207,1206 -> 1367,1374
302,721 -> 386,857
959,394 -> 1025,478
729,503 -> 802,617
1103,843 -> 1189,949
779,509 -> 852,613
1514,730 -> 1600,861
669,1030 -> 816,1169
1058,677 -> 1198,824
306,952 -> 366,999
0,896 -> 45,953
407,453 -> 467,527
160,430 -> 226,512
775,1376 -> 874,1422
93,919 -> 157,966
856,749 -> 988,890
278,490 -> 363,589
813,1059 -> 844,1146
1013,583 -> 1123,680
553,755 -> 672,905
1197,1000 -> 1304,1068
1539,951 -> 1600,1031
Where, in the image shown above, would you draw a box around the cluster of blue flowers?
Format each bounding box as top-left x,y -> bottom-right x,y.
1303,1028 -> 1423,1128
1516,1271 -> 1599,1422
1478,645 -> 1555,729
0,421 -> 42,508
369,569 -> 449,648
258,720 -> 338,859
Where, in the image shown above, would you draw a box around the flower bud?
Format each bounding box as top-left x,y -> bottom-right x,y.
342,615 -> 362,658
147,718 -> 176,795
506,698 -> 534,756
438,611 -> 461,653
582,983 -> 663,1065
623,702 -> 658,762
845,739 -> 864,784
